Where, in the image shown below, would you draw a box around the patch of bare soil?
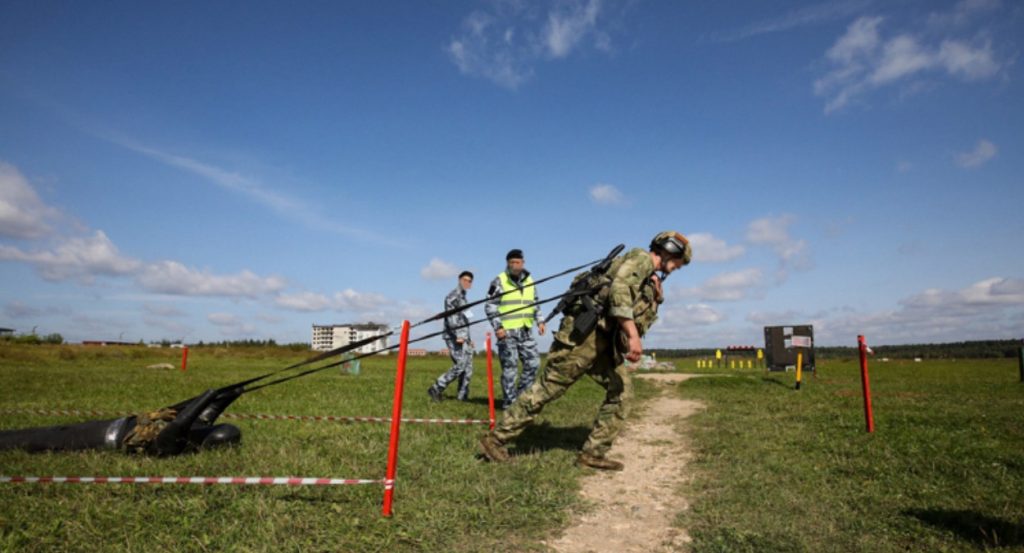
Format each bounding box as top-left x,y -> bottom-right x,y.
546,373 -> 705,553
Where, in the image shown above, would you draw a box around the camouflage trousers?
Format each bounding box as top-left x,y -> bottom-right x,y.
433,336 -> 474,400
496,327 -> 541,409
492,328 -> 632,458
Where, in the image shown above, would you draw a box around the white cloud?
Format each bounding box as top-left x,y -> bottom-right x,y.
543,0 -> 601,58
143,317 -> 192,337
137,261 -> 287,298
827,15 -> 883,63
275,288 -> 388,313
814,13 -> 1005,113
3,301 -> 69,319
954,139 -> 998,168
680,268 -> 764,302
143,304 -> 186,318
746,215 -> 811,271
687,233 -> 745,263
420,258 -> 460,280
0,161 -> 62,239
760,276 -> 1024,345
0,230 -> 142,282
588,183 -> 624,205
206,312 -> 257,337
661,303 -> 727,326
275,291 -> 332,312
208,312 -> 241,326
447,0 -> 613,88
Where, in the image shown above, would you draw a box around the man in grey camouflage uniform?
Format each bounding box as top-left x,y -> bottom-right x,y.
479,232 -> 692,470
485,249 -> 546,410
428,271 -> 475,402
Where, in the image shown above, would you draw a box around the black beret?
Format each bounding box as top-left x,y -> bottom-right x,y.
506,249 -> 523,261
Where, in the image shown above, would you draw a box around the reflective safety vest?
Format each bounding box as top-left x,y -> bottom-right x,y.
497,272 -> 535,330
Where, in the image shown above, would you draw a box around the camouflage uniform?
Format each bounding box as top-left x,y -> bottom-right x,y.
431,285 -> 474,400
489,248 -> 661,458
485,271 -> 543,409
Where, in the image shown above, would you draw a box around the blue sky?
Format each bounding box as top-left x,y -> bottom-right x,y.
1,0 -> 1021,349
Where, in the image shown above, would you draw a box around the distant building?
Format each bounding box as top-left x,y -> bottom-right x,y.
0,328 -> 13,337
408,349 -> 428,357
312,323 -> 390,354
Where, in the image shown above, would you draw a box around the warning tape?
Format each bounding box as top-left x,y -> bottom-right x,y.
0,409 -> 491,425
1,475 -> 385,486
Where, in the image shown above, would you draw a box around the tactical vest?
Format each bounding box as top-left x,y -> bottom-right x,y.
497,272 -> 535,330
554,250 -> 659,346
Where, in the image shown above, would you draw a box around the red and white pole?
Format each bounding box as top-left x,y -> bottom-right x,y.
858,335 -> 875,433
486,332 -> 495,430
382,320 -> 410,517
181,346 -> 189,372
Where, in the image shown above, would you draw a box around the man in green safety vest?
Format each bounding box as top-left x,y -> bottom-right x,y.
485,249 -> 546,409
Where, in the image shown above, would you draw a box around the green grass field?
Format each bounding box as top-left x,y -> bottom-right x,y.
2,345 -> 1022,552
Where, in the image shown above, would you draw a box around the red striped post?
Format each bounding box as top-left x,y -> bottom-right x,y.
181,346 -> 189,372
382,320 -> 410,517
858,335 -> 875,433
486,332 -> 496,430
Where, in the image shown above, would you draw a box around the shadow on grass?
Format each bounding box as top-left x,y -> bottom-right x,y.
760,377 -> 792,389
512,423 -> 592,455
905,508 -> 1024,548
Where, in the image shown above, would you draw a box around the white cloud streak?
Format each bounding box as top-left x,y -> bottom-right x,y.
712,0 -> 872,42
954,139 -> 998,168
99,137 -> 389,244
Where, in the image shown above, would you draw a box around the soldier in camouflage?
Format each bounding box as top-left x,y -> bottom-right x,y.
479,232 -> 692,470
485,249 -> 546,409
428,271 -> 475,402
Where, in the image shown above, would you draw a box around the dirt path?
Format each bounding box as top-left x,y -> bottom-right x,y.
546,373 -> 706,553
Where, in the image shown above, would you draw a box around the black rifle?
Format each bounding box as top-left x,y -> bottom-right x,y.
543,244 -> 625,339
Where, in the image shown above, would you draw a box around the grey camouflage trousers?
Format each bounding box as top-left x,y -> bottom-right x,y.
496,327 -> 541,409
433,336 -> 474,400
492,328 -> 633,458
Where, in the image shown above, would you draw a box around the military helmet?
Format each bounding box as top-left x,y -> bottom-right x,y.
650,231 -> 692,265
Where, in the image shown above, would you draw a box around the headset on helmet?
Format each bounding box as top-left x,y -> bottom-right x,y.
650,231 -> 692,265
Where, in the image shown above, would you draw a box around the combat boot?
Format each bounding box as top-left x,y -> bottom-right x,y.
478,433 -> 510,463
427,386 -> 442,402
576,452 -> 624,471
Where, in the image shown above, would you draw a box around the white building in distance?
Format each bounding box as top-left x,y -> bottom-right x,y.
311,323 -> 390,354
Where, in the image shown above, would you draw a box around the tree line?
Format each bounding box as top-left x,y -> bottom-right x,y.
651,339 -> 1024,360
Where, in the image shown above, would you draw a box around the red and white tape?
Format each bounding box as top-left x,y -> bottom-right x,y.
1,475 -> 384,486
1,408 -> 491,425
